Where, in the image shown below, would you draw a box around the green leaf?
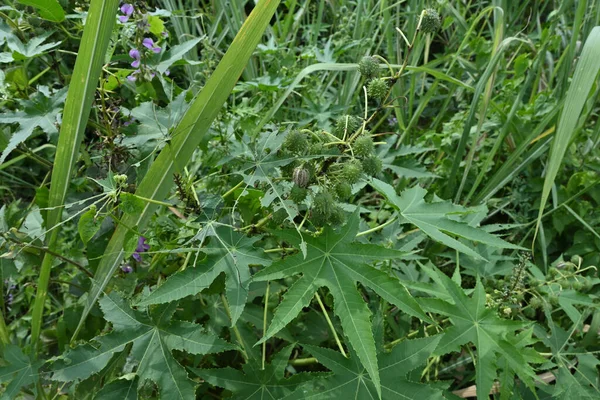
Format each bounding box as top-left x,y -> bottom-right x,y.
78,205 -> 104,244
419,267 -> 537,400
74,1 -> 282,340
0,88 -> 67,164
18,0 -> 65,22
370,178 -> 521,260
285,337 -> 445,399
6,31 -> 61,60
192,345 -> 317,399
119,193 -> 145,215
0,344 -> 43,399
147,15 -> 165,36
94,378 -> 138,400
253,212 -> 430,398
137,225 -> 272,325
535,27 -> 600,241
155,38 -> 202,74
51,292 -> 234,399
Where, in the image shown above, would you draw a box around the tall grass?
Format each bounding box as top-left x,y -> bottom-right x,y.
72,0 -> 282,340
29,0 -> 120,354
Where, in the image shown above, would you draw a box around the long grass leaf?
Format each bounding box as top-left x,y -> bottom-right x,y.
29,0 -> 120,353
72,0 -> 282,341
534,26 -> 600,246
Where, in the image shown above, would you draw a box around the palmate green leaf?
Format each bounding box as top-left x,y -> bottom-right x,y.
94,378 -> 138,400
74,0 -> 282,340
418,267 -> 537,400
253,212 -> 430,398
137,225 -> 272,325
51,292 -> 234,399
192,345 -> 317,400
0,88 -> 67,164
0,344 -> 43,399
370,178 -> 521,260
285,337 -> 445,400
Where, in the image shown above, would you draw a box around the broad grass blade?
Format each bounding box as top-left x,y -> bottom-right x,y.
73,0 -> 282,340
29,0 -> 120,353
534,27 -> 600,246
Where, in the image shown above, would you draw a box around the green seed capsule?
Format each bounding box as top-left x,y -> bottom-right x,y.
361,155 -> 383,176
342,159 -> 363,184
289,185 -> 308,203
367,78 -> 388,102
353,135 -> 374,157
419,9 -> 441,34
283,130 -> 308,154
358,56 -> 379,80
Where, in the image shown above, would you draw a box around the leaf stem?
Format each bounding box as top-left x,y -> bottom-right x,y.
315,292 -> 347,357
221,293 -> 248,361
356,217 -> 397,237
262,281 -> 270,370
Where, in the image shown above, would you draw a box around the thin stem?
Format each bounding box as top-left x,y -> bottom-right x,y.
289,357 -> 318,366
262,281 -> 270,370
221,293 -> 248,361
356,217 -> 397,237
315,292 -> 347,357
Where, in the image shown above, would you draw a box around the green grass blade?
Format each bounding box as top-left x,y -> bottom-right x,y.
72,0 -> 282,341
29,0 -> 119,353
534,26 -> 600,246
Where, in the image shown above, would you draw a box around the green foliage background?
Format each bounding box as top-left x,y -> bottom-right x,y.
0,0 -> 599,399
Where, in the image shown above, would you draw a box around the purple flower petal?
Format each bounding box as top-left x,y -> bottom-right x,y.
121,4 -> 134,16
164,70 -> 170,76
132,253 -> 142,262
152,46 -> 162,54
121,264 -> 133,273
129,48 -> 140,59
131,59 -> 140,68
136,237 -> 150,253
142,38 -> 154,49
127,74 -> 137,82
118,15 -> 129,23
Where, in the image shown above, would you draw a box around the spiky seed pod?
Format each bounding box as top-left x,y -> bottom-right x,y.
361,155 -> 382,176
328,206 -> 346,226
289,185 -> 308,203
333,114 -> 362,138
353,135 -> 374,158
313,190 -> 334,219
341,159 -> 363,184
367,78 -> 388,102
358,56 -> 379,80
334,182 -> 352,201
293,167 -> 310,188
283,130 -> 308,154
309,142 -> 325,155
419,9 -> 441,34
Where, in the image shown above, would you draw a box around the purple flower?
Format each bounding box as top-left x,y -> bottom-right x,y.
132,236 -> 150,261
127,72 -> 138,82
142,37 -> 162,53
129,48 -> 140,60
121,4 -> 134,15
131,59 -> 140,68
121,264 -> 133,273
164,69 -> 170,76
119,4 -> 134,22
388,117 -> 398,125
